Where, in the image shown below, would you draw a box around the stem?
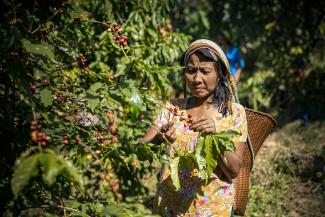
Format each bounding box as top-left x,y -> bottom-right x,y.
146,97 -> 169,109
59,199 -> 67,217
120,46 -> 130,61
83,19 -> 109,27
56,205 -> 90,217
38,141 -> 43,152
146,97 -> 190,123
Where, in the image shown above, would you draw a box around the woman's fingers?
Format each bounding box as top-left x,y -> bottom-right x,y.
165,126 -> 176,142
190,118 -> 209,129
161,122 -> 174,133
191,116 -> 208,125
190,117 -> 216,133
160,122 -> 176,143
195,123 -> 215,133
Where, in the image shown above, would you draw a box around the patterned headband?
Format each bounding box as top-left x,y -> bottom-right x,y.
181,39 -> 231,78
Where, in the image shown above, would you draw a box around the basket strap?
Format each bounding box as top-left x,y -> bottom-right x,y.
233,81 -> 255,171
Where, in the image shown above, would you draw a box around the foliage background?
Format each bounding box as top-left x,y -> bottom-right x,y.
0,0 -> 324,216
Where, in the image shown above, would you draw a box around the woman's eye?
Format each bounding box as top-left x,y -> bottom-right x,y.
201,68 -> 211,74
186,67 -> 196,74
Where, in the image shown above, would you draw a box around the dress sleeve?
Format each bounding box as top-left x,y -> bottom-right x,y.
153,101 -> 173,128
231,104 -> 248,143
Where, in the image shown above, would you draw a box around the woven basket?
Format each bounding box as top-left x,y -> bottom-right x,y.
233,108 -> 277,215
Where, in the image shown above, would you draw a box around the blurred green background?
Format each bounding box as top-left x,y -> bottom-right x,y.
0,0 -> 324,216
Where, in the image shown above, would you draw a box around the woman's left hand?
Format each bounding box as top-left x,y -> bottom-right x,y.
189,116 -> 216,134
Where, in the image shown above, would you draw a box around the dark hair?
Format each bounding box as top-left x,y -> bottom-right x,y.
212,55 -> 233,116
181,49 -> 232,116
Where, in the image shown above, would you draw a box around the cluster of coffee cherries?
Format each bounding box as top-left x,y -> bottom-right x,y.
30,80 -> 52,94
96,124 -> 119,148
9,47 -> 24,59
35,24 -> 60,40
98,133 -> 119,145
159,21 -> 173,39
53,91 -> 67,104
167,105 -> 193,124
36,24 -> 48,39
105,21 -> 128,47
61,134 -> 81,146
85,152 -> 101,166
132,159 -> 141,169
100,163 -> 120,194
74,54 -> 88,68
73,18 -> 81,25
107,71 -> 114,81
30,121 -> 51,146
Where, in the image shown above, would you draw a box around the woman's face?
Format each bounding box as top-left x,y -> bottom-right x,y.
183,52 -> 219,99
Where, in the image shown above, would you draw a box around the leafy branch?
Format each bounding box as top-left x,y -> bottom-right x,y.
169,131 -> 239,190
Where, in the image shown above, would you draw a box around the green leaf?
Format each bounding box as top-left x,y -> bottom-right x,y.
11,154 -> 40,197
170,157 -> 180,190
147,28 -> 158,38
212,137 -> 221,156
219,139 -> 236,153
39,153 -> 63,186
85,93 -> 101,111
88,82 -> 103,95
124,86 -> 145,117
195,136 -> 204,156
204,135 -> 218,177
194,137 -> 208,180
136,143 -> 155,163
22,39 -> 54,60
214,130 -> 240,139
102,205 -> 122,216
265,21 -> 276,30
61,159 -> 84,191
40,88 -> 53,107
116,56 -> 131,76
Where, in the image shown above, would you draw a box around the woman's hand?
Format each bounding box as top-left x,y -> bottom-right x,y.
189,116 -> 216,134
160,122 -> 176,143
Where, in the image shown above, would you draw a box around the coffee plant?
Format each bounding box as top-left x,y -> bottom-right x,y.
0,0 -> 190,216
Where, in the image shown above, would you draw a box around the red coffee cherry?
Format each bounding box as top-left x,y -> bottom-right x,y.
30,85 -> 37,93
138,114 -> 145,120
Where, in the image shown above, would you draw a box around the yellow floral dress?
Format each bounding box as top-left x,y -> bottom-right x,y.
153,98 -> 248,217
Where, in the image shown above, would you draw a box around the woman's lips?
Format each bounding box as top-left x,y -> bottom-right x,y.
192,87 -> 205,93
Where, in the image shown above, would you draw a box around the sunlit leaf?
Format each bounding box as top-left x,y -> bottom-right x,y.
204,136 -> 217,177
22,39 -> 54,60
11,155 -> 40,197
170,157 -> 180,190
88,82 -> 104,95
40,88 -> 53,107
61,159 -> 84,191
39,152 -> 63,186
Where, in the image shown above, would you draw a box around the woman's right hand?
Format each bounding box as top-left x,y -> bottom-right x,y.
160,122 -> 176,143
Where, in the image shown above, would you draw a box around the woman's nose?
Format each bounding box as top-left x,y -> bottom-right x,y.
193,72 -> 202,82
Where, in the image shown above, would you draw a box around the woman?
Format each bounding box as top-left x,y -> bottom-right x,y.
143,39 -> 247,216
